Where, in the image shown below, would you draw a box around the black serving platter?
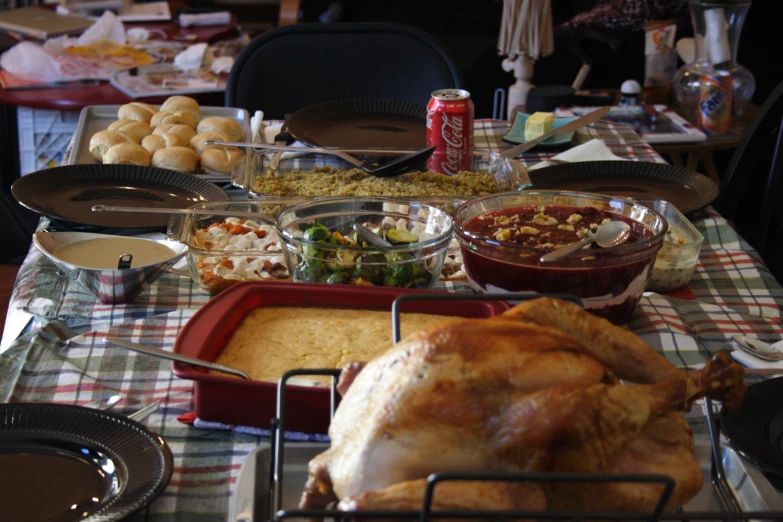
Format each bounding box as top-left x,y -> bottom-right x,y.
529,160 -> 719,214
11,164 -> 229,232
722,376 -> 783,485
0,402 -> 173,521
286,98 -> 427,149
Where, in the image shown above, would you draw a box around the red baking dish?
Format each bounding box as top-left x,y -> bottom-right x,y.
173,281 -> 511,434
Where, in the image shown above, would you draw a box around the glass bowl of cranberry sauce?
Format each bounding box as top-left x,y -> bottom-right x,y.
453,191 -> 668,324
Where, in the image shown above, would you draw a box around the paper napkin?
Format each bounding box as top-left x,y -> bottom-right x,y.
528,139 -> 627,171
730,349 -> 783,370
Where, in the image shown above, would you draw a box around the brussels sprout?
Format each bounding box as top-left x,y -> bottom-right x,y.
383,262 -> 414,287
385,229 -> 419,245
304,223 -> 331,242
326,272 -> 351,284
385,252 -> 414,264
293,259 -> 324,282
355,253 -> 385,285
411,263 -> 433,288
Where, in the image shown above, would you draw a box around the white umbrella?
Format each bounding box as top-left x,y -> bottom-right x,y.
498,0 -> 555,119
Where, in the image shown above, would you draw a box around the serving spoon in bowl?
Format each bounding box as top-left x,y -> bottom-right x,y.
539,221 -> 631,263
206,140 -> 437,177
92,204 -> 277,225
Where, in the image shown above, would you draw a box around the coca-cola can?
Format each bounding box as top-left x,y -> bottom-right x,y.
698,71 -> 732,135
426,89 -> 474,175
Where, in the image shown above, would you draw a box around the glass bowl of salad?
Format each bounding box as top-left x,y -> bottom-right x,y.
276,197 -> 453,288
453,191 -> 668,324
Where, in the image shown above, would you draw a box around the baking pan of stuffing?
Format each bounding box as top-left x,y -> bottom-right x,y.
230,148 -> 531,202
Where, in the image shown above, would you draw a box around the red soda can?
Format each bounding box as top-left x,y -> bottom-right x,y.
426,89 -> 474,175
698,72 -> 732,135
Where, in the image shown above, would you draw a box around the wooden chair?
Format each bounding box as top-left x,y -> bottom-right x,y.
278,0 -> 301,26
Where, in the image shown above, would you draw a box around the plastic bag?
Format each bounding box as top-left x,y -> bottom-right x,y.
0,42 -> 62,82
77,10 -> 126,46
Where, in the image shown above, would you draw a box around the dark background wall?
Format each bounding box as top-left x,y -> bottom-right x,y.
305,0 -> 778,119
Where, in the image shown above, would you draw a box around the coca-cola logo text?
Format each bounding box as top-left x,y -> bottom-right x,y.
439,114 -> 464,175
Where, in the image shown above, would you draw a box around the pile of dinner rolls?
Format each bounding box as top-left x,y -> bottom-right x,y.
88,96 -> 245,176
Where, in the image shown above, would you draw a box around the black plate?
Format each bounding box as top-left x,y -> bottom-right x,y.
528,161 -> 719,214
722,377 -> 783,481
0,402 -> 173,522
11,164 -> 229,231
286,99 -> 427,149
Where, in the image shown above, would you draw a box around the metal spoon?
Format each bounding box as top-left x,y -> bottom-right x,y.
365,146 -> 437,178
539,221 -> 631,263
92,205 -> 277,226
105,338 -> 323,387
731,335 -> 783,362
207,140 -> 437,177
106,337 -> 252,379
83,394 -> 122,411
353,223 -> 392,248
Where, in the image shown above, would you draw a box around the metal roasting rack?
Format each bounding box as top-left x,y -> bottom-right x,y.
260,293 -> 783,522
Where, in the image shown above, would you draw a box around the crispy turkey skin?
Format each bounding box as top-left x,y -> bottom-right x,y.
300,297 -> 746,514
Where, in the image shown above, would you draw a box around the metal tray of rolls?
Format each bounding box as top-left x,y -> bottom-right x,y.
68,104 -> 250,182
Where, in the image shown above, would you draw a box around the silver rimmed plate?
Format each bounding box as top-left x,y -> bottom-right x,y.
529,160 -> 719,213
11,164 -> 229,231
286,98 -> 427,149
0,402 -> 173,521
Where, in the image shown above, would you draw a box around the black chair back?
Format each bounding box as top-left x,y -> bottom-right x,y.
716,79 -> 783,279
226,22 -> 464,120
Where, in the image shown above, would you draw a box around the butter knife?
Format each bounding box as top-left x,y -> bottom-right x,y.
500,105 -> 611,159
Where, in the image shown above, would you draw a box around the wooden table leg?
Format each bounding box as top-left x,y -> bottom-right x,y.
686,152 -> 700,171
701,151 -> 721,185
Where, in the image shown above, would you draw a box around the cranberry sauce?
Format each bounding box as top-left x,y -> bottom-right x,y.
460,205 -> 660,324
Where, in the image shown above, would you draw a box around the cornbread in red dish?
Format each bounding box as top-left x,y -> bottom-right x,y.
172,282 -> 511,433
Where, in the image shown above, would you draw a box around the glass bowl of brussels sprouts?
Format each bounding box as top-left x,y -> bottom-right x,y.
276,197 -> 454,288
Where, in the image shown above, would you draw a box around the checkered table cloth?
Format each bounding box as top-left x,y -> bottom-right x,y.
2,120 -> 782,521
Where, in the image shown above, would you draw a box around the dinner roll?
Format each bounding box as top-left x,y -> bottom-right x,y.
190,131 -> 232,156
89,130 -> 134,161
160,96 -> 202,120
107,120 -> 152,143
142,133 -> 188,155
108,119 -> 135,130
153,124 -> 196,143
117,102 -> 157,124
103,143 -> 151,166
152,146 -> 198,173
196,117 -> 243,142
200,148 -> 246,175
150,110 -> 197,129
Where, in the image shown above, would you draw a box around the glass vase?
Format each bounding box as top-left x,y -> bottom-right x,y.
673,0 -> 755,124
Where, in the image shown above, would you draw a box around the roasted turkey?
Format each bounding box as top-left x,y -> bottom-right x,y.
300,297 -> 746,515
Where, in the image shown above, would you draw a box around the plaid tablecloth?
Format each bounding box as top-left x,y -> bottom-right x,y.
2,119 -> 782,521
